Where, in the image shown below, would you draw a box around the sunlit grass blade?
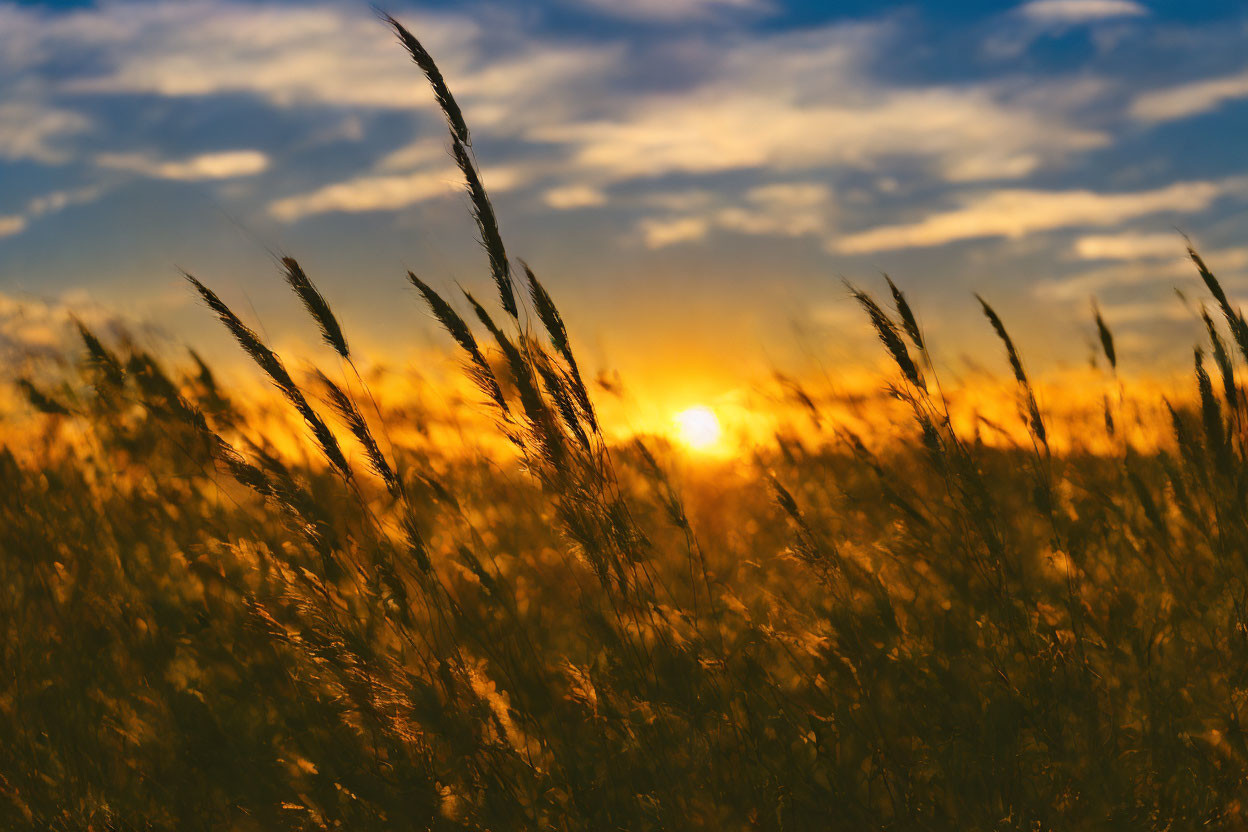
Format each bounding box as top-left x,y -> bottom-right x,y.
282,257 -> 349,359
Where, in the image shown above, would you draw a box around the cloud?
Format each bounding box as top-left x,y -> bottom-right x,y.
0,286 -> 174,364
638,182 -> 833,248
715,183 -> 832,236
0,186 -> 105,242
638,216 -> 711,248
1072,231 -> 1186,261
1034,258 -> 1188,301
26,186 -> 103,217
33,1 -> 615,133
268,164 -> 529,221
376,138 -> 450,173
1035,246 -> 1248,301
1131,69 -> 1248,123
570,0 -> 768,22
0,0 -> 1121,233
0,216 -> 27,239
52,3 -> 472,109
0,101 -> 90,163
0,291 -> 78,354
270,168 -> 459,221
833,180 -> 1225,254
532,25 -> 1109,187
1017,0 -> 1149,23
984,1 -> 1148,60
544,185 -> 608,210
1092,299 -> 1189,324
96,149 -> 269,181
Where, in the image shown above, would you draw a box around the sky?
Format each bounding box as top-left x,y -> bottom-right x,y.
2,0 -> 1247,402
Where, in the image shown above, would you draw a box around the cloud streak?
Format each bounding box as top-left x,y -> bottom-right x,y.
570,0 -> 768,22
268,164 -> 529,221
40,1 -> 617,130
1131,69 -> 1248,123
638,182 -> 834,248
1072,231 -> 1188,261
0,216 -> 26,239
1034,246 -> 1248,302
0,187 -> 104,241
1017,0 -> 1148,23
0,101 -> 89,163
0,287 -> 166,361
834,181 -> 1228,254
0,0 -> 1138,234
533,25 -> 1109,187
96,150 -> 269,181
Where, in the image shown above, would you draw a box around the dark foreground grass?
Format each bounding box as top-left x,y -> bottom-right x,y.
3,13 -> 1248,831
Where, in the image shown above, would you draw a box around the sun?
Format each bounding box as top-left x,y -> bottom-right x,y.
673,406 -> 723,452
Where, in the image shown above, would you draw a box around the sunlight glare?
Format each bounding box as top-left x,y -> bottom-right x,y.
673,406 -> 723,452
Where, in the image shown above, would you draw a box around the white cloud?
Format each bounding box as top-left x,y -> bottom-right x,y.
571,0 -> 768,22
744,183 -> 831,209
55,3 -> 473,109
1073,231 -> 1185,261
716,183 -> 832,236
0,0 -> 1123,231
533,24 -> 1108,187
0,186 -> 106,242
1035,258 -> 1187,301
0,287 -> 161,361
0,101 -> 90,163
638,181 -> 834,248
96,149 -> 269,181
544,185 -> 608,210
833,180 -> 1224,254
33,1 -> 615,134
26,186 -> 103,218
376,138 -> 450,173
639,216 -> 711,248
1131,69 -> 1248,123
985,1 -> 1147,59
270,168 -> 458,221
0,216 -> 28,239
268,164 -> 529,221
1035,246 -> 1248,301
1017,0 -> 1149,23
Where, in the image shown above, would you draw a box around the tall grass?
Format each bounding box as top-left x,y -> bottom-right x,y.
2,12 -> 1248,831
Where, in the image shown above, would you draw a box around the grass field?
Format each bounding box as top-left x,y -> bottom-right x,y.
3,14 -> 1248,831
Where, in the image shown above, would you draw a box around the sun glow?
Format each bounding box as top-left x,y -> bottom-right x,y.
673,405 -> 723,452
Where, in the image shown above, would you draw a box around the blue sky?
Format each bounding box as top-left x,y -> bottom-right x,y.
2,0 -> 1247,388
